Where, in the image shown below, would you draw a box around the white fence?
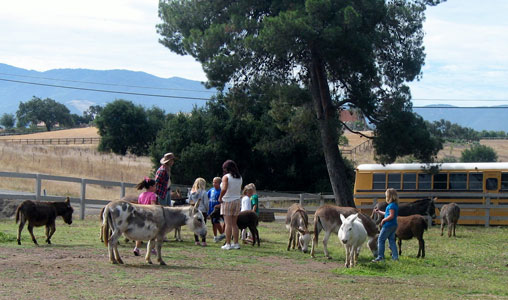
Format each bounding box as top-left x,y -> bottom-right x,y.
1,171 -> 506,226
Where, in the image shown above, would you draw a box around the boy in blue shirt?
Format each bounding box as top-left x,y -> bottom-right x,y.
208,177 -> 225,242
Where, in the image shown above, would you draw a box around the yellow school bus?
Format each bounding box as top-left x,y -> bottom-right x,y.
354,162 -> 508,226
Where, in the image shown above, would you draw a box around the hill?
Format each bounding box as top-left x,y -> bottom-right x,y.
414,105 -> 508,132
0,63 -> 215,115
1,63 -> 506,132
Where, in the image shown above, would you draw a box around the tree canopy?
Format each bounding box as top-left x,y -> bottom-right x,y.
158,0 -> 444,206
461,144 -> 498,163
0,113 -> 15,129
16,97 -> 73,131
95,100 -> 163,156
150,80 -> 351,192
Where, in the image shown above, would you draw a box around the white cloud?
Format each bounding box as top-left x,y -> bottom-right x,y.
0,0 -> 207,81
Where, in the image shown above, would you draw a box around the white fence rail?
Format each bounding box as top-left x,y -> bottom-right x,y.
1,171 -> 507,226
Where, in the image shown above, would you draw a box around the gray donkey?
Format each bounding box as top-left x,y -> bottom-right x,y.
440,202 -> 460,237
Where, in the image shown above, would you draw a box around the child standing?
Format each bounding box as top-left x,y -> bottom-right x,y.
372,188 -> 399,262
188,177 -> 209,246
133,177 -> 157,256
208,177 -> 225,242
249,183 -> 259,216
240,185 -> 252,243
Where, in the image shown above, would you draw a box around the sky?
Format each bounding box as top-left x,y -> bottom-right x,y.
1,0 -> 508,107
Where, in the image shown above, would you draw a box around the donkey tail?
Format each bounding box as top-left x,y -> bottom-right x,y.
15,203 -> 23,224
102,207 -> 112,247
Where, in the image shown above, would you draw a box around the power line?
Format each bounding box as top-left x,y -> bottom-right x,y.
413,98 -> 508,102
0,71 -> 216,94
0,78 -> 212,101
413,106 -> 508,109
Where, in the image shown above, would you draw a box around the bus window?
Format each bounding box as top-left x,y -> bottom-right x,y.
469,173 -> 483,190
433,173 -> 448,190
403,173 -> 416,190
373,173 -> 386,190
501,173 -> 508,190
387,173 -> 401,189
449,173 -> 467,190
486,178 -> 498,191
418,173 -> 431,190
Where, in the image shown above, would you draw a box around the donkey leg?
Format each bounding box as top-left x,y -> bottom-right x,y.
452,223 -> 457,237
310,228 -> 320,258
108,230 -> 122,264
46,222 -> 56,244
440,222 -> 445,236
322,231 -> 332,259
287,229 -> 294,251
17,219 -> 26,245
27,223 -> 38,245
397,238 -> 402,256
420,238 -> 425,258
145,239 -> 154,264
252,227 -> 259,247
155,238 -> 165,265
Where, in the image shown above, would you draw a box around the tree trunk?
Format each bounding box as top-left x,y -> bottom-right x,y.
309,50 -> 355,207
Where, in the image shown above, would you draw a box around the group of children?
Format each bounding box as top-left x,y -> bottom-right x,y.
131,175 -> 259,255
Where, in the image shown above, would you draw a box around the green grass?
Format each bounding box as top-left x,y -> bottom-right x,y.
0,216 -> 507,299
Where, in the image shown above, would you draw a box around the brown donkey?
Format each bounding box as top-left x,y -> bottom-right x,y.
16,197 -> 74,245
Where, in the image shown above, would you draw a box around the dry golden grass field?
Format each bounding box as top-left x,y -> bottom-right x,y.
1,128 -> 508,200
0,127 -> 151,200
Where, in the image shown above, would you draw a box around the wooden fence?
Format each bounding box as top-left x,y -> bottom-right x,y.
0,171 -> 507,226
0,137 -> 100,145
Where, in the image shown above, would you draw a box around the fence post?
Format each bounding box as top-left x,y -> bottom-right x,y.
299,194 -> 304,206
121,182 -> 126,198
319,193 -> 324,206
485,196 -> 490,227
80,179 -> 86,220
35,174 -> 41,201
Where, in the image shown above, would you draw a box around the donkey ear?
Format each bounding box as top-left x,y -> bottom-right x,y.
351,213 -> 358,222
340,214 -> 346,223
193,198 -> 201,211
65,197 -> 70,205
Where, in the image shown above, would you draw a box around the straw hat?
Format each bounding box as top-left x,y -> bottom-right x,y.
160,153 -> 176,164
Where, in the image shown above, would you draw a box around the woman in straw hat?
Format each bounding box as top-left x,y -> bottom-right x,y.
155,152 -> 175,206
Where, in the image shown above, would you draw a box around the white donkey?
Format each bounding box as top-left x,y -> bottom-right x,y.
338,213 -> 367,268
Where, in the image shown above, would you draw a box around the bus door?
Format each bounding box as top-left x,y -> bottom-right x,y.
484,172 -> 500,193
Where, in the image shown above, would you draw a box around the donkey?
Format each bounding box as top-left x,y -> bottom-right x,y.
16,197 -> 74,245
209,205 -> 260,246
102,199 -> 206,265
440,202 -> 460,237
338,213 -> 367,268
311,205 -> 379,260
396,214 -> 428,258
371,198 -> 436,225
285,204 -> 312,253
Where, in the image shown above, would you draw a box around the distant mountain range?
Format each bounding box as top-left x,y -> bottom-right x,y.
0,63 -> 214,116
0,63 -> 506,132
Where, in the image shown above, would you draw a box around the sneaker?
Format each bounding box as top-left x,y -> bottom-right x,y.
133,248 -> 140,256
392,257 -> 399,261
221,243 -> 232,250
201,242 -> 207,247
195,241 -> 201,246
231,243 -> 240,250
218,234 -> 226,241
213,236 -> 219,243
372,257 -> 384,262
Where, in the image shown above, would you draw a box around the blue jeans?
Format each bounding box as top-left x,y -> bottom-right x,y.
377,225 -> 398,260
158,187 -> 171,206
